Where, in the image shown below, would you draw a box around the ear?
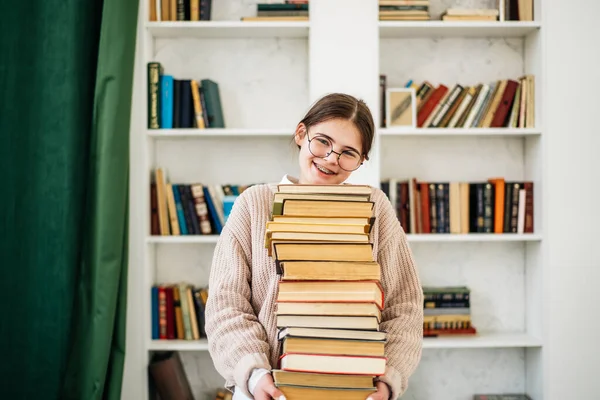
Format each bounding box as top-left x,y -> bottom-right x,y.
294,123 -> 307,147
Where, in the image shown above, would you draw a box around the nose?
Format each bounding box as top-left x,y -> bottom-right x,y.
321,151 -> 339,165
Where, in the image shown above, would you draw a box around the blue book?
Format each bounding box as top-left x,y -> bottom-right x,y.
160,74 -> 174,129
203,186 -> 223,234
223,195 -> 238,223
171,184 -> 188,235
151,286 -> 159,339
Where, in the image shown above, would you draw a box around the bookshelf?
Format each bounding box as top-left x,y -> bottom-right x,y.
128,1 -> 546,399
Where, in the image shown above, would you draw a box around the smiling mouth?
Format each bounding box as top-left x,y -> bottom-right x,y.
314,162 -> 336,175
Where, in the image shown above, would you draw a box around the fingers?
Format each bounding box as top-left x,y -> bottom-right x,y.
264,383 -> 285,400
366,381 -> 389,400
253,392 -> 269,400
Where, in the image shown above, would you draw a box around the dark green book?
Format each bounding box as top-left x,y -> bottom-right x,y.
201,79 -> 225,128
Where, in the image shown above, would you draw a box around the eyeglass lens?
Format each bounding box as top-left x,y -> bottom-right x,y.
308,135 -> 362,171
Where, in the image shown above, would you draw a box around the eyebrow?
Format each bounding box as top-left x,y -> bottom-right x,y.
314,132 -> 361,154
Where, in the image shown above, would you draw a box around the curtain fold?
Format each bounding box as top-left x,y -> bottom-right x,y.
0,0 -> 138,398
60,0 -> 139,398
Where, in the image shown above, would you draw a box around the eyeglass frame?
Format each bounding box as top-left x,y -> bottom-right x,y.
305,130 -> 365,172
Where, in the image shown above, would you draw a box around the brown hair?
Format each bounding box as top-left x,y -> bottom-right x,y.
297,93 -> 375,160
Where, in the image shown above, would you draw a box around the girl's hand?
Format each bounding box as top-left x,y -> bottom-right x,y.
253,373 -> 286,400
366,380 -> 391,400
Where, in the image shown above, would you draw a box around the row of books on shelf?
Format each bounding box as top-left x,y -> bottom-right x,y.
380,75 -> 535,129
147,0 -> 532,23
378,3 -> 500,22
150,168 -> 250,236
149,281 -> 476,341
379,0 -> 533,21
149,351 -> 532,400
147,183 -> 528,400
151,283 -> 208,340
150,173 -> 534,237
147,62 -> 225,130
381,178 -> 534,234
149,0 -> 212,21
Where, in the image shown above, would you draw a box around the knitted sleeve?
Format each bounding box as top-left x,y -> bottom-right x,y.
373,189 -> 424,399
204,191 -> 271,398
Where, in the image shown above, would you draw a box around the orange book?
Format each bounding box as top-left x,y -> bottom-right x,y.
487,177 -> 505,233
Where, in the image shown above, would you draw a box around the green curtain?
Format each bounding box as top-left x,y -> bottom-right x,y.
0,0 -> 138,398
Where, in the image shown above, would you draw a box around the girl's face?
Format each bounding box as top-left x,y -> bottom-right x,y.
294,118 -> 364,185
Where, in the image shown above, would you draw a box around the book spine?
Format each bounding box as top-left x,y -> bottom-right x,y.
147,62 -> 161,129
523,181 -> 534,233
160,75 -> 174,129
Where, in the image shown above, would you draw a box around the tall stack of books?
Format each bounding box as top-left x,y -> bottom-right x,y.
265,184 -> 387,399
379,0 -> 430,21
441,8 -> 499,21
423,286 -> 476,337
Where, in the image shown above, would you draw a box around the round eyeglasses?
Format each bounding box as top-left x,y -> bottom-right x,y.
306,132 -> 364,172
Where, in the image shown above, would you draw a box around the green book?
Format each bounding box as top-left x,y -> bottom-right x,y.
201,79 -> 225,128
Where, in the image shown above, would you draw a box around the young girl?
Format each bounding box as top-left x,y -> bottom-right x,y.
205,93 -> 423,400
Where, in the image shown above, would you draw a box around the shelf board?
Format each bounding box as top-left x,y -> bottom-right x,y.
147,128 -> 292,138
379,21 -> 541,38
147,234 -> 541,244
147,235 -> 220,244
147,334 -> 541,351
422,332 -> 542,349
146,21 -> 309,39
406,233 -> 542,242
149,339 -> 210,351
379,128 -> 541,137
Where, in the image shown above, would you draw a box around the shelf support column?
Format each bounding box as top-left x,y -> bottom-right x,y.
308,0 -> 380,187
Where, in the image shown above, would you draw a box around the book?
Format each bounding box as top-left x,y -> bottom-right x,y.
276,260 -> 380,281
148,351 -> 194,400
279,353 -> 386,375
272,370 -> 375,389
277,280 -> 384,310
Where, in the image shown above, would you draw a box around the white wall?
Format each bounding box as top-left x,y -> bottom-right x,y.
544,0 -> 600,398
122,0 -> 600,399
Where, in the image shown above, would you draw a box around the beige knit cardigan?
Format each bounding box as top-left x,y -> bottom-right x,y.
205,183 -> 423,399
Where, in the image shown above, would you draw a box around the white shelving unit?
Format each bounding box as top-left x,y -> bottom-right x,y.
127,1 -> 546,399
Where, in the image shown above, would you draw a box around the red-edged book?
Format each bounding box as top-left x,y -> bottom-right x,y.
417,84 -> 449,127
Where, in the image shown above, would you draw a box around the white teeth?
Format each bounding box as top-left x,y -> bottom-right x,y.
315,163 -> 334,175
